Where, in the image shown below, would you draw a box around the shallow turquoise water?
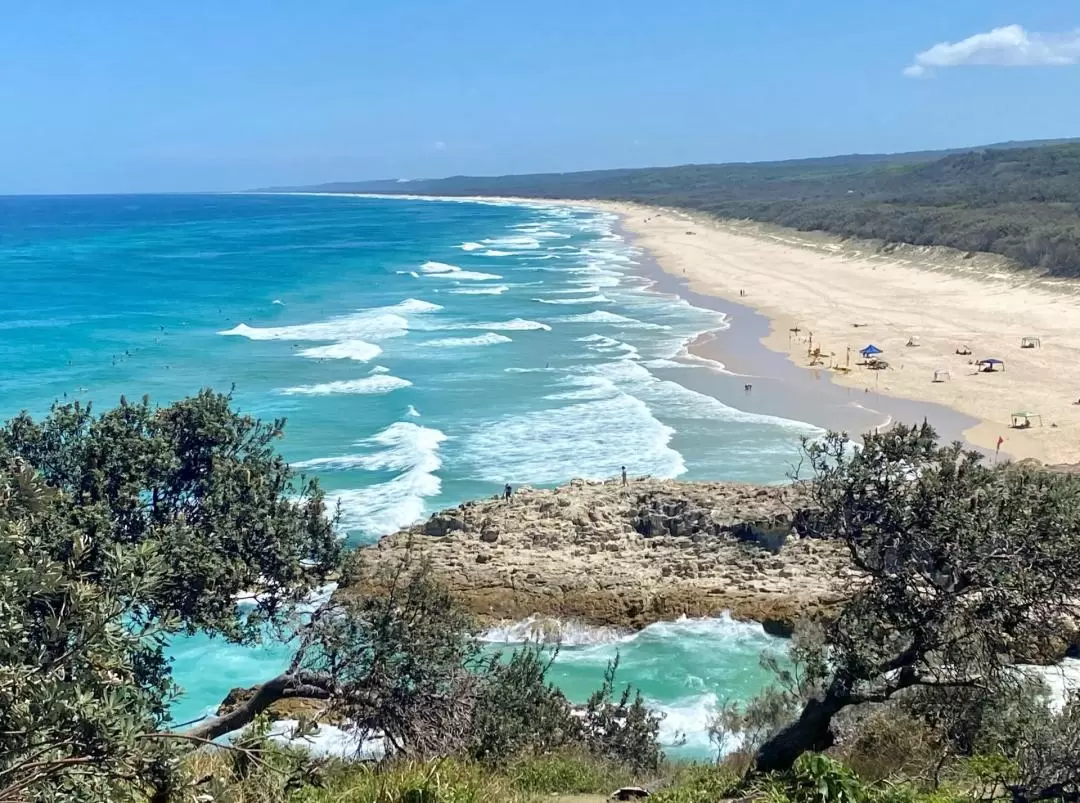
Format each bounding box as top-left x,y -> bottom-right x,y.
0,193 -> 805,756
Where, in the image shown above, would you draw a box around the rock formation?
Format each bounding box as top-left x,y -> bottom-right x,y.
344,478 -> 855,634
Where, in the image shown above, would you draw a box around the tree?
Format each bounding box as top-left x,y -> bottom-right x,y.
752,423 -> 1080,773
0,391 -> 664,799
0,392 -> 341,800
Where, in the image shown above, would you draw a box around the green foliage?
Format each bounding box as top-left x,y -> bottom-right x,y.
300,553 -> 480,758
577,656 -> 666,774
0,390 -> 340,642
0,392 -> 342,800
326,141 -> 1080,276
468,645 -> 576,763
754,423 -> 1080,772
787,754 -> 867,803
505,749 -> 635,794
649,765 -> 740,803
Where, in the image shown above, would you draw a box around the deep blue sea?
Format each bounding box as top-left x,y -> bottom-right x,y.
0,193 -> 817,756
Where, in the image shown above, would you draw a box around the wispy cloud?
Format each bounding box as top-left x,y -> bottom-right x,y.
904,24 -> 1080,77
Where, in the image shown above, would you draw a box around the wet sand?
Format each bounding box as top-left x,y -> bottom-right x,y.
629,237 -> 995,459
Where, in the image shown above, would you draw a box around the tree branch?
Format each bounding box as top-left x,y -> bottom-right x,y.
176,670 -> 334,742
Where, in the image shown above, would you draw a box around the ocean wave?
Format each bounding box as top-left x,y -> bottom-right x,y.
299,340 -> 382,362
575,334 -> 640,360
546,285 -> 600,294
534,294 -> 611,305
263,719 -> 385,761
482,249 -> 512,257
406,405 -> 421,417
481,616 -> 626,646
461,318 -> 552,332
219,299 -> 441,343
448,285 -> 509,295
426,333 -> 513,348
324,422 -> 446,538
369,364 -> 390,374
461,391 -> 684,484
419,261 -> 459,274
561,310 -> 669,329
479,613 -> 778,756
459,242 -> 485,251
482,235 -> 540,250
420,261 -> 503,281
281,375 -> 412,396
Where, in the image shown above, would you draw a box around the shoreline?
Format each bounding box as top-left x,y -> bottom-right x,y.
336,191 -> 1080,463
597,199 -> 1080,464
308,191 -> 1080,462
315,192 -> 990,457
613,217 -> 992,458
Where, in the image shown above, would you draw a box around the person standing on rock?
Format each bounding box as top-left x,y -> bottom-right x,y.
504,483 -> 512,502
621,466 -> 627,486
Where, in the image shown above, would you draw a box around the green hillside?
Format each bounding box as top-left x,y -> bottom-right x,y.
278,140 -> 1080,277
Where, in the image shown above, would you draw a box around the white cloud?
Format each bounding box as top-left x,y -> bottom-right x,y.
433,140 -> 447,151
904,24 -> 1080,77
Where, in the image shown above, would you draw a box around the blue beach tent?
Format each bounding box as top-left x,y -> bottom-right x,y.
859,345 -> 883,357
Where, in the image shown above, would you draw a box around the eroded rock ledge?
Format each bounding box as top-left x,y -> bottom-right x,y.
344,478 -> 854,634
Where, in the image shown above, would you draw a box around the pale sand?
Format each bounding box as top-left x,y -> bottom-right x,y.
341,192 -> 1080,463
595,200 -> 1080,464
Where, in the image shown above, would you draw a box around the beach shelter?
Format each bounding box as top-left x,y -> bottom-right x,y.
977,358 -> 1005,372
1011,411 -> 1043,429
933,369 -> 951,382
1021,336 -> 1041,349
859,344 -> 883,358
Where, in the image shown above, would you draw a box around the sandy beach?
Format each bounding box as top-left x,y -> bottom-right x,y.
587,200 -> 1080,465
346,192 -> 1080,463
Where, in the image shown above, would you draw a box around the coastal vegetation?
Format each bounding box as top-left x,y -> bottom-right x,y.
293,140 -> 1080,277
5,394 -> 1080,800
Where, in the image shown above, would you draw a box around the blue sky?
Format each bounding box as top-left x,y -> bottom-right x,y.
1,0 -> 1077,194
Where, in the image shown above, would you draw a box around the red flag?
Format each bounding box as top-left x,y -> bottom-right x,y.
996,436 -> 1004,450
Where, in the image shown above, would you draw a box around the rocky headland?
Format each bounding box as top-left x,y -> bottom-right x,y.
343,477 -> 854,636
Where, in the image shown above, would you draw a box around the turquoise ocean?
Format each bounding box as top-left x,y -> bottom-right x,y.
0,193 -> 818,756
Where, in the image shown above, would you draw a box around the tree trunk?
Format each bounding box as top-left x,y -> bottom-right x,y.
177,670 -> 333,742
753,693 -> 849,774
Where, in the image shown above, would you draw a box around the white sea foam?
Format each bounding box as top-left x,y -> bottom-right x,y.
479,613 -> 777,756
534,294 -> 611,305
420,261 -> 459,274
482,235 -> 541,250
461,318 -> 552,332
459,242 -> 485,251
448,285 -> 509,295
369,364 -> 390,374
426,333 -> 513,348
263,720 -> 386,761
219,299 -> 440,343
480,616 -> 626,646
419,261 -> 503,281
546,285 -> 600,295
282,375 -> 412,396
561,310 -> 669,329
406,405 -> 421,417
299,340 -> 382,362
462,391 -> 684,484
576,334 -> 640,360
483,249 -> 513,256
323,422 -> 447,538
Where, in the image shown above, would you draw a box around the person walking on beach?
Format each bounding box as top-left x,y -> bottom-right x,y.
504,483 -> 512,502
621,466 -> 627,486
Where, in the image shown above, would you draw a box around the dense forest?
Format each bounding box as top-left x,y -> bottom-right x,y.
283,140 -> 1080,277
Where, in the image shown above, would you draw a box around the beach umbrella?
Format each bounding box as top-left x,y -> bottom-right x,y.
859,344 -> 882,357
977,358 -> 1005,372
